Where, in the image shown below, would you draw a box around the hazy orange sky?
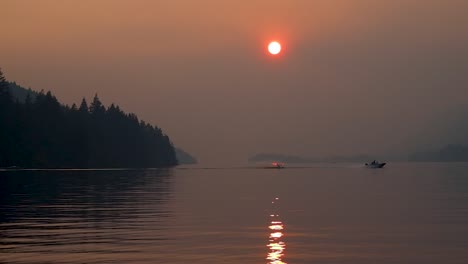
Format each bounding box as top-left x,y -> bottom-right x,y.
2,0 -> 468,164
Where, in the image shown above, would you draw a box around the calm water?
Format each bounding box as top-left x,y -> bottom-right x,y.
1,163 -> 468,264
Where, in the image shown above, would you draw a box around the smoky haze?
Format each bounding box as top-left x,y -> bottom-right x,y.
2,0 -> 468,164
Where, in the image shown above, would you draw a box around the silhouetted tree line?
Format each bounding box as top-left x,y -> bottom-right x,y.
0,69 -> 177,168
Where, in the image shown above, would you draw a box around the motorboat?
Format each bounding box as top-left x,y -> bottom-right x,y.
365,160 -> 386,168
264,162 -> 285,169
273,162 -> 285,169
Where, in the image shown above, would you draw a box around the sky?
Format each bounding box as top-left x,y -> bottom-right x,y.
2,0 -> 468,164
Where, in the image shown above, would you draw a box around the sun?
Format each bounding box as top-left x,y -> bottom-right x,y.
268,41 -> 281,55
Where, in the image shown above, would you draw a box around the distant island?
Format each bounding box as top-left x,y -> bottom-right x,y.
251,146 -> 468,164
249,153 -> 375,163
409,144 -> 468,162
0,68 -> 188,168
249,153 -> 313,163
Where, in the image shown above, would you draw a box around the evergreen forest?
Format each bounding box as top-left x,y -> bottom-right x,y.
0,69 -> 178,168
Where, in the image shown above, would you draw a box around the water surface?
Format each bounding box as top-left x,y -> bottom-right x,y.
1,163 -> 468,263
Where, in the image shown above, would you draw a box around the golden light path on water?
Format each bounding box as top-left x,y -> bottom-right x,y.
267,197 -> 286,264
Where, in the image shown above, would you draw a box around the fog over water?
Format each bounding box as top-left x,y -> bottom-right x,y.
2,0 -> 468,164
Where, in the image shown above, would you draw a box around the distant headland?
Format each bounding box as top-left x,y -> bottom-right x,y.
175,148 -> 198,164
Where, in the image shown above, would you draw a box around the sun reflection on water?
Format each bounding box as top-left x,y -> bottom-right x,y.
267,198 -> 286,264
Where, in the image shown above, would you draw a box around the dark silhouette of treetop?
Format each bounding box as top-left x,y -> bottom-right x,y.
90,94 -> 105,116
0,68 -> 11,103
79,98 -> 89,113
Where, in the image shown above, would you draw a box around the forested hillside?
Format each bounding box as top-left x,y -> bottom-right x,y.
0,69 -> 178,168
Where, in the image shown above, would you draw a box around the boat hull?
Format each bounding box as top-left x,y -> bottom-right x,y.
365,163 -> 386,168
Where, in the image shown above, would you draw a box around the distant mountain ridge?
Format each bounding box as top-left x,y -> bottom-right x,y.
409,144 -> 468,162
7,81 -> 38,103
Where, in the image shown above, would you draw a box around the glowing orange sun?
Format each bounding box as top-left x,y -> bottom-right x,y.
268,41 -> 281,55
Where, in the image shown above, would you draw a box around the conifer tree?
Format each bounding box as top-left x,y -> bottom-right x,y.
79,98 -> 88,113
0,68 -> 11,104
90,94 -> 105,115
